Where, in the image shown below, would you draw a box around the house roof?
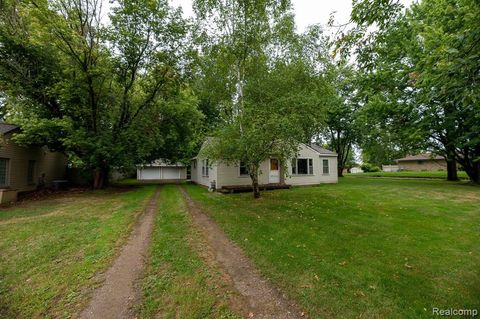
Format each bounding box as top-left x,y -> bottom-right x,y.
308,144 -> 338,156
397,153 -> 445,162
0,123 -> 20,135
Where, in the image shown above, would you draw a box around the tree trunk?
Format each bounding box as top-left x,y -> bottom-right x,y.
249,167 -> 261,199
93,164 -> 109,189
446,159 -> 458,181
338,165 -> 344,177
464,161 -> 480,184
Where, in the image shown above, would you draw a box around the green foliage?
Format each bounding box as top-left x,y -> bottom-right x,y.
350,0 -> 480,182
360,162 -> 381,172
0,0 -> 202,187
194,0 -> 330,197
319,61 -> 360,176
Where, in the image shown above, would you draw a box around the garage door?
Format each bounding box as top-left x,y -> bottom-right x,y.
162,167 -> 180,179
140,168 -> 161,180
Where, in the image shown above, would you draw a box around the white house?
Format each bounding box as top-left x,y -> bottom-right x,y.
191,143 -> 338,190
350,167 -> 364,174
137,159 -> 187,182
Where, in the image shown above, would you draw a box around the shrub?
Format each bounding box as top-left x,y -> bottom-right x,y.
361,163 -> 381,172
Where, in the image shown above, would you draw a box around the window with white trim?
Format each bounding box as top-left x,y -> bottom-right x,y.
202,159 -> 209,177
239,161 -> 248,176
322,159 -> 329,175
291,158 -> 313,175
0,158 -> 8,186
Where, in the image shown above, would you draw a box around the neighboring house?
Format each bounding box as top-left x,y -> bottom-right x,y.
191,142 -> 338,190
396,153 -> 447,171
0,123 -> 68,203
350,167 -> 364,174
136,159 -> 187,183
382,165 -> 399,172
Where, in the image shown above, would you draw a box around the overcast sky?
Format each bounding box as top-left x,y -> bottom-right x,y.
169,0 -> 414,32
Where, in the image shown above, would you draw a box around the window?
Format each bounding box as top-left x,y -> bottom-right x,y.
193,159 -> 197,169
323,159 -> 329,175
291,158 -> 313,175
202,159 -> 209,177
0,158 -> 8,186
27,160 -> 36,184
239,161 -> 248,176
417,160 -> 423,165
298,159 -> 308,174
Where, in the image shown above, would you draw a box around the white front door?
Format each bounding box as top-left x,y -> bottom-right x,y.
269,158 -> 280,184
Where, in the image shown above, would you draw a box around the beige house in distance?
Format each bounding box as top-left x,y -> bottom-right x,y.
0,124 -> 68,203
191,142 -> 338,190
396,153 -> 447,171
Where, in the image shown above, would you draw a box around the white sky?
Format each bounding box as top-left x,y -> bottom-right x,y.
169,0 -> 414,32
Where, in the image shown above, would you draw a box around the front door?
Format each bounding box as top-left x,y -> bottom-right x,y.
269,158 -> 280,184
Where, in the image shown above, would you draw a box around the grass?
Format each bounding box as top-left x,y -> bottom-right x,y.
184,178 -> 480,319
0,186 -> 155,319
138,185 -> 240,319
350,170 -> 469,179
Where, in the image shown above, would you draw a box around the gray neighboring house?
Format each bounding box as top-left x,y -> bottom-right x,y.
0,123 -> 68,203
136,159 -> 187,183
191,142 -> 338,190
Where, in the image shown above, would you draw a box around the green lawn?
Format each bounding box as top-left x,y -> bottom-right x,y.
184,178 -> 480,319
350,170 -> 469,179
139,185 -> 240,319
0,186 -> 155,319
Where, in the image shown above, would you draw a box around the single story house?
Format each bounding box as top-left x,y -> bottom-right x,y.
136,159 -> 187,183
0,123 -> 68,203
191,143 -> 338,190
382,165 -> 399,172
350,167 -> 364,174
396,153 -> 447,171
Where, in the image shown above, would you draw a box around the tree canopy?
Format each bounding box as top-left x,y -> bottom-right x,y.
0,0 -> 202,188
347,0 -> 480,182
1,0 -> 478,192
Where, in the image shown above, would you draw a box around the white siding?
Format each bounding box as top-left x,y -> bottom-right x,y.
191,143 -> 338,188
284,145 -> 336,185
137,167 -> 186,181
215,160 -> 271,188
191,156 -> 217,188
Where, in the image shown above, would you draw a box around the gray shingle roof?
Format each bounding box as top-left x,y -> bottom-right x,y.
308,144 -> 337,155
0,123 -> 19,135
397,153 -> 445,161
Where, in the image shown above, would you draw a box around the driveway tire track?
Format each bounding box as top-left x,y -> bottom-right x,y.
79,187 -> 160,319
179,185 -> 304,319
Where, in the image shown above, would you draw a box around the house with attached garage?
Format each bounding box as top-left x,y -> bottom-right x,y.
0,123 -> 68,203
191,142 -> 338,191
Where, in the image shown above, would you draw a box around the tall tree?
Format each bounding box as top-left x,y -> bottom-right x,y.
347,0 -> 480,182
0,0 -> 202,188
319,62 -> 359,177
194,0 -> 328,197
